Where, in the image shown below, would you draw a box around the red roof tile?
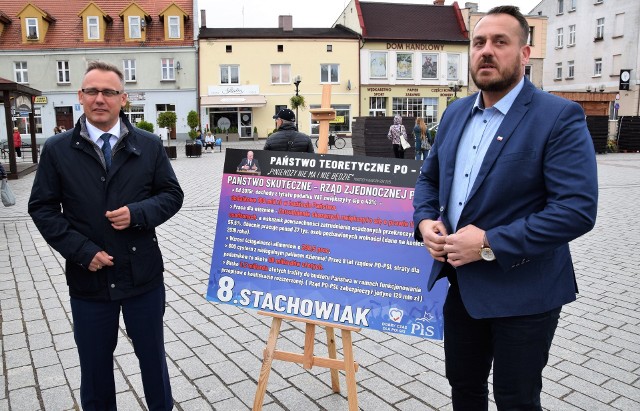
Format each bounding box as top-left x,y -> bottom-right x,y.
0,1 -> 193,50
359,1 -> 468,42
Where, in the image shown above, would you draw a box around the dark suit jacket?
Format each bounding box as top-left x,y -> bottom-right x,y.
413,78 -> 598,319
237,158 -> 260,171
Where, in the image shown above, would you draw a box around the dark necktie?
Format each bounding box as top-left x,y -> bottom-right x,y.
100,133 -> 112,171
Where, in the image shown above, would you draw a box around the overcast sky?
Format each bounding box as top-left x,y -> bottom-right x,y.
201,0 -> 542,28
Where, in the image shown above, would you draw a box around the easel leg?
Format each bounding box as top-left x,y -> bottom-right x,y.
341,330 -> 359,411
253,317 -> 282,411
326,327 -> 340,393
303,323 -> 316,369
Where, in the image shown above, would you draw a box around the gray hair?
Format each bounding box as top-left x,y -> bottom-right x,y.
85,61 -> 125,88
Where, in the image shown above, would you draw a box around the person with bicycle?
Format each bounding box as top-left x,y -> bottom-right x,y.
264,108 -> 314,153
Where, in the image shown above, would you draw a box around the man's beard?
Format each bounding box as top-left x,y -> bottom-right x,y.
471,57 -> 522,92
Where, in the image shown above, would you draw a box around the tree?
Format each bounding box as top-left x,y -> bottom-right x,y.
157,111 -> 177,147
187,110 -> 199,140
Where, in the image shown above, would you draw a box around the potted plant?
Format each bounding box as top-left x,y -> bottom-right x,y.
185,110 -> 202,157
136,120 -> 155,133
157,111 -> 177,159
253,126 -> 258,141
290,95 -> 306,110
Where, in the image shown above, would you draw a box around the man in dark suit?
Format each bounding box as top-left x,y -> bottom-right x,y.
413,6 -> 598,410
29,61 -> 182,410
237,150 -> 260,172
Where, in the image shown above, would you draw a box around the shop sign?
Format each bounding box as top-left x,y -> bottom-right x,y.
34,96 -> 48,104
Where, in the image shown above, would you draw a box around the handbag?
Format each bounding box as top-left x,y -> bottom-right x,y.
421,137 -> 431,151
1,179 -> 16,207
399,126 -> 410,150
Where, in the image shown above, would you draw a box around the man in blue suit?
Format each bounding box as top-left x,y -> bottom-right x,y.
413,6 -> 598,410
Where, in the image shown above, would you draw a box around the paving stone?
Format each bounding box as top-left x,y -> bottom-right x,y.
194,375 -> 234,403
8,386 -> 40,411
7,365 -> 35,390
41,384 -> 75,410
175,355 -> 212,380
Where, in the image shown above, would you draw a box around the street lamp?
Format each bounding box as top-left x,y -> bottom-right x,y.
293,75 -> 302,128
448,80 -> 463,99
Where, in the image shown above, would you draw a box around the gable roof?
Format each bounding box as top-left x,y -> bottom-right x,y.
0,0 -> 193,50
199,25 -> 359,41
358,1 -> 468,42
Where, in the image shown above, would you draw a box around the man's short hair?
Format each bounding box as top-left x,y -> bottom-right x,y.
485,5 -> 529,46
85,61 -> 125,87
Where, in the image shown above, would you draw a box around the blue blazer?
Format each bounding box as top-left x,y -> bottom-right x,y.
413,78 -> 598,319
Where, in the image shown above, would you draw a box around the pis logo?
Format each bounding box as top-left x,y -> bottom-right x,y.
388,308 -> 403,323
411,311 -> 436,337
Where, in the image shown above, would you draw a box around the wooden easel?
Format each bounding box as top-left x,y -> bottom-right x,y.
309,84 -> 336,154
252,311 -> 361,411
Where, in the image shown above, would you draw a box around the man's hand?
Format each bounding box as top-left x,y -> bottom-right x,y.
444,224 -> 485,267
89,250 -> 114,272
418,219 -> 449,262
105,206 -> 131,230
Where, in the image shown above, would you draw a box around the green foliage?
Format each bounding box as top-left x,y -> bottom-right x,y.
188,129 -> 199,140
157,111 -> 177,129
187,110 -> 199,130
136,120 -> 154,133
290,95 -> 306,110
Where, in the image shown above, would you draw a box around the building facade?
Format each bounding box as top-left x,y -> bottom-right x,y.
0,0 -> 197,141
531,0 -> 640,119
335,0 -> 469,123
198,15 -> 360,138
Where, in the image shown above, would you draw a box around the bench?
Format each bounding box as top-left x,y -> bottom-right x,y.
1,141 -> 41,159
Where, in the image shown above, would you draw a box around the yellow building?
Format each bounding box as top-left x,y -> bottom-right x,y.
198,16 -> 360,139
335,0 -> 469,123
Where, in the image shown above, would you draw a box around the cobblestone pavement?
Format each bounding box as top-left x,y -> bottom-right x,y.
1,140 -> 639,411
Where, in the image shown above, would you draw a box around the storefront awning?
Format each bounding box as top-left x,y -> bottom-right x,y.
201,95 -> 267,107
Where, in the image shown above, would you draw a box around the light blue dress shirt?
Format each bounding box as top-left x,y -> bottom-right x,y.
447,78 -> 525,232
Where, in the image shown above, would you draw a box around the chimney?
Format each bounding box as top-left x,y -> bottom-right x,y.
200,9 -> 206,28
433,0 -> 445,5
465,2 -> 479,12
279,15 -> 293,31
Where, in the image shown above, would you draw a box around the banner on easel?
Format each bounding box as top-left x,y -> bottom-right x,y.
206,149 -> 446,340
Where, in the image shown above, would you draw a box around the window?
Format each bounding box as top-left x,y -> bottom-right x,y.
613,13 -> 624,37
556,28 -> 564,48
226,45 -> 232,53
310,105 -> 351,135
57,61 -> 70,84
321,64 -> 339,83
447,54 -> 460,80
396,54 -> 413,79
14,62 -> 28,83
370,52 -> 387,78
87,16 -> 99,39
161,58 -> 175,80
528,26 -> 535,46
220,65 -> 239,84
26,18 -> 38,39
569,0 -> 576,11
123,59 -> 136,82
611,54 -> 621,76
555,63 -> 563,80
524,65 -> 532,82
129,16 -> 141,39
421,53 -> 438,79
557,0 -> 564,14
594,58 -> 602,76
595,18 -> 604,39
16,107 -> 42,135
392,97 -> 439,123
168,16 -> 180,38
327,45 -> 332,52
277,45 -> 283,52
125,105 -> 145,125
369,97 -> 387,117
568,25 -> 576,46
271,64 -> 291,84
567,61 -> 574,78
